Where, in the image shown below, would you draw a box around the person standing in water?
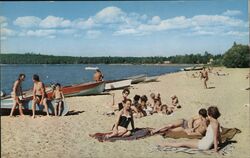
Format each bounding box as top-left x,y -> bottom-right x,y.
10,74 -> 26,117
31,74 -> 50,118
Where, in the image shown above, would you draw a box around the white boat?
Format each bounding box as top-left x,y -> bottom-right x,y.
105,79 -> 132,91
127,74 -> 147,84
181,66 -> 203,71
85,66 -> 99,70
143,76 -> 159,82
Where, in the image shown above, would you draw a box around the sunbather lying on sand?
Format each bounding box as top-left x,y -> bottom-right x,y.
151,108 -> 208,136
159,106 -> 221,152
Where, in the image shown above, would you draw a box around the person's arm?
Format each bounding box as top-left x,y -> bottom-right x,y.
114,111 -> 122,131
131,112 -> 135,131
40,83 -> 45,104
212,123 -> 219,152
187,117 -> 195,129
61,91 -> 65,100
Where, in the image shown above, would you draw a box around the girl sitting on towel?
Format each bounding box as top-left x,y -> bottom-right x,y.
159,106 -> 221,152
106,99 -> 135,138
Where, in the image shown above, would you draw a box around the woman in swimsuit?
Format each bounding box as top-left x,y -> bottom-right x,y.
151,108 -> 208,135
159,106 -> 221,152
31,74 -> 50,118
106,99 -> 135,138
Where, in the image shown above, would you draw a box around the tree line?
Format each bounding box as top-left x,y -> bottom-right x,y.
0,42 -> 249,68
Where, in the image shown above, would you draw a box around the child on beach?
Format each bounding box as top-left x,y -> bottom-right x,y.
52,83 -> 65,116
161,104 -> 174,115
150,93 -> 162,112
135,95 -> 153,118
132,94 -> 141,108
171,95 -> 181,109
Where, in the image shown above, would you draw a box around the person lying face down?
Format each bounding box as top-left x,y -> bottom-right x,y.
171,95 -> 181,109
106,99 -> 135,138
158,106 -> 221,152
161,104 -> 174,115
151,108 -> 209,136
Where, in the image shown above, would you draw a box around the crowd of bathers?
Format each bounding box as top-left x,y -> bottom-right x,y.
110,88 -> 182,118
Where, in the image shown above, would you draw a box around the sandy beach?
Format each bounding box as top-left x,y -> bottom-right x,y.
1,67 -> 249,158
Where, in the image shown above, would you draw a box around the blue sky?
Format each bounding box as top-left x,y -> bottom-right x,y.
0,1 -> 248,57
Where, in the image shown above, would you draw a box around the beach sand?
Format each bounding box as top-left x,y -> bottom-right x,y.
1,68 -> 249,158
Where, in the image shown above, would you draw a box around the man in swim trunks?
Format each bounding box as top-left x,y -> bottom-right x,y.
31,74 -> 50,118
10,74 -> 26,117
200,67 -> 209,89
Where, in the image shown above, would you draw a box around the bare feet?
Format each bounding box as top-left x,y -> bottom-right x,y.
32,115 -> 36,119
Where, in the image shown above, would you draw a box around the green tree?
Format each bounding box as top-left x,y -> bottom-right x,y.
222,42 -> 250,68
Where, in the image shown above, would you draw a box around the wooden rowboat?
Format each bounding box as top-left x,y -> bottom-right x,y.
1,98 -> 69,116
105,79 -> 132,91
181,66 -> 203,71
127,74 -> 147,84
47,81 -> 105,98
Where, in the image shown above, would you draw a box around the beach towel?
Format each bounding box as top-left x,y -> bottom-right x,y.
151,127 -> 241,155
153,143 -> 235,156
89,128 -> 153,142
160,127 -> 241,143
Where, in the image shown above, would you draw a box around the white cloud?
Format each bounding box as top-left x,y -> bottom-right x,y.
1,36 -> 7,40
0,16 -> 7,24
148,16 -> 161,25
73,18 -> 97,29
1,28 -> 16,36
14,16 -> 41,28
40,16 -> 71,28
25,29 -> 56,37
222,10 -> 242,16
86,30 -> 101,39
95,6 -> 126,23
225,31 -> 248,36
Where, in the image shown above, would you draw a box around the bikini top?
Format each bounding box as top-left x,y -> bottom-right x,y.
118,115 -> 132,129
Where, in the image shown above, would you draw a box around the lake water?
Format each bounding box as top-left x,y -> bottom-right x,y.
0,64 -> 186,94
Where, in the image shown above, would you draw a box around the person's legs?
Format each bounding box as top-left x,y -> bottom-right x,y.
204,79 -> 208,89
121,130 -> 132,137
160,139 -> 199,148
106,126 -> 127,138
42,98 -> 50,116
10,99 -> 18,117
54,102 -> 58,116
17,100 -> 24,116
151,119 -> 184,134
58,101 -> 62,116
32,99 -> 38,118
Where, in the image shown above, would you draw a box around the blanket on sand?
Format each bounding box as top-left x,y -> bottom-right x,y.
89,128 -> 153,142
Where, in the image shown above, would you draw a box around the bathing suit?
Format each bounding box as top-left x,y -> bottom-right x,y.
55,98 -> 63,104
35,93 -> 47,101
181,119 -> 188,129
198,124 -> 214,150
118,115 -> 132,128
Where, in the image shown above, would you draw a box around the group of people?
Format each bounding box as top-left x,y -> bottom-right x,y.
110,88 -> 182,119
10,73 -> 65,118
107,91 -> 222,152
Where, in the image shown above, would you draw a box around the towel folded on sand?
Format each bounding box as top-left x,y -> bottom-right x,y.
160,127 -> 241,143
89,128 -> 153,142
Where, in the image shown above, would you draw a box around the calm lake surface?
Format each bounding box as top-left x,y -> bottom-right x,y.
0,64 -> 187,94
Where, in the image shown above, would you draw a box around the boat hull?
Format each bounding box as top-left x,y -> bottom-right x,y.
1,98 -> 69,116
105,79 -> 132,90
144,76 -> 158,82
127,74 -> 147,84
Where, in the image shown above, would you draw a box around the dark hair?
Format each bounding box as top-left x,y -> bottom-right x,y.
126,98 -> 132,103
207,106 -> 221,119
18,74 -> 25,80
55,83 -> 61,87
133,95 -> 140,101
96,69 -> 101,72
198,108 -> 207,118
122,88 -> 130,95
141,95 -> 148,102
33,74 -> 40,81
161,104 -> 168,111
